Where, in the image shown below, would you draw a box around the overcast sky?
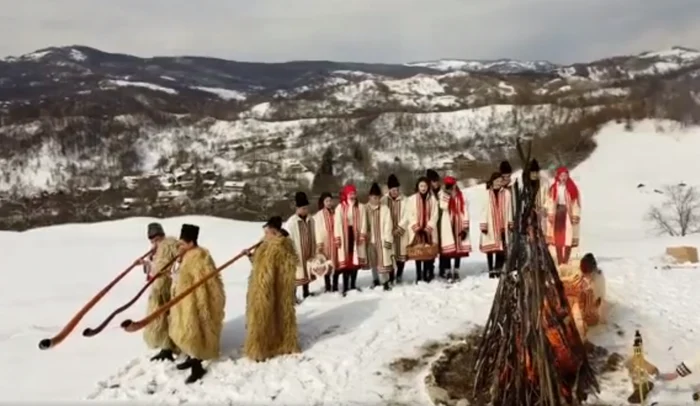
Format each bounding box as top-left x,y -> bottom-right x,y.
2,0 -> 699,64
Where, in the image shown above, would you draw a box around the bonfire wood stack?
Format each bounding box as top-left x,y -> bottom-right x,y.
472,142 -> 599,405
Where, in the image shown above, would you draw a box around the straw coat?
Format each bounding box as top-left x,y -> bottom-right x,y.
169,246 -> 225,361
143,236 -> 180,351
244,235 -> 300,362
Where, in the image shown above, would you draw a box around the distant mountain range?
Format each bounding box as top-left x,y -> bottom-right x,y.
0,44 -> 698,230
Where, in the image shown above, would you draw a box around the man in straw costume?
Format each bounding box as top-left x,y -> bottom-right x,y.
169,224 -> 226,384
242,216 -> 300,362
138,222 -> 180,362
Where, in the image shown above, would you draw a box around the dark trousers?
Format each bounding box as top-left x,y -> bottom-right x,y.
331,226 -> 359,294
415,260 -> 434,282
297,284 -> 310,298
390,260 -> 405,283
330,271 -> 357,294
487,231 -> 507,278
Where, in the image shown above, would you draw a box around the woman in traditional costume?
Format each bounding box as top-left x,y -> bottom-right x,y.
546,166 -> 581,265
437,176 -> 470,282
333,184 -> 367,294
480,172 -> 513,278
400,176 -> 438,283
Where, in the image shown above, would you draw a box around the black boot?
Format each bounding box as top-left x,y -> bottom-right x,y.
324,275 -> 332,293
150,349 -> 175,362
388,270 -> 395,285
332,273 -> 340,292
176,356 -> 195,370
350,270 -> 361,291
185,359 -> 207,384
383,281 -> 391,291
372,279 -> 380,289
396,261 -> 405,284
342,272 -> 350,296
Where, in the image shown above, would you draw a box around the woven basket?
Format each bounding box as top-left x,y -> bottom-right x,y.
407,232 -> 439,261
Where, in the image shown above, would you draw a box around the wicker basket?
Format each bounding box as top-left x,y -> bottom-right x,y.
407,233 -> 439,261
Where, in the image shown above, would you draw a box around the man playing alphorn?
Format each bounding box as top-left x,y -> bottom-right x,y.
169,224 -> 226,384
242,216 -> 300,362
139,222 -> 180,362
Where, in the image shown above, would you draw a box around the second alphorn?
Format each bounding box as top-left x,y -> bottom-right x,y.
82,252 -> 185,337
37,249 -> 153,350
121,241 -> 262,333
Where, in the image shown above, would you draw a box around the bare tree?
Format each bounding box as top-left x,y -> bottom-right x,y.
646,184 -> 700,236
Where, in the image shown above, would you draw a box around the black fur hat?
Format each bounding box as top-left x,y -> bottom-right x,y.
369,182 -> 382,196
529,159 -> 541,172
179,224 -> 199,243
317,192 -> 332,210
294,191 -> 309,208
426,169 -> 440,182
263,216 -> 283,231
147,222 -> 165,239
387,174 -> 400,189
499,160 -> 512,174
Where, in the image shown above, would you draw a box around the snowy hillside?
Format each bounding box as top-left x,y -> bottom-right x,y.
3,119 -> 700,403
0,45 -> 699,230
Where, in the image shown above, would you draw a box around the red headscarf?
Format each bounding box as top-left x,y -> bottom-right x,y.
549,167 -> 579,203
340,184 -> 357,204
443,176 -> 464,213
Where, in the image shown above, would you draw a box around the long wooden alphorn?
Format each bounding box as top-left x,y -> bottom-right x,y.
38,249 -> 154,350
121,241 -> 262,333
82,252 -> 185,337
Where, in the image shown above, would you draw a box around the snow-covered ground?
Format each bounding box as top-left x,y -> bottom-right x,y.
2,119 -> 700,403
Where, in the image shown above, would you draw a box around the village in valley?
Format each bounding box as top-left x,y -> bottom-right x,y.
0,157 -> 318,230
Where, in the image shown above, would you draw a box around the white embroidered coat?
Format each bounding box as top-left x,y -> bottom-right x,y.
313,208 -> 338,270
284,214 -> 316,284
545,185 -> 581,248
399,193 -> 439,245
479,187 -> 513,253
381,194 -> 408,262
333,201 -> 368,270
438,190 -> 471,257
365,203 -> 394,273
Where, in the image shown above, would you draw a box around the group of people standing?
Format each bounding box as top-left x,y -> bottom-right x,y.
131,158 -> 584,383
283,159 -> 583,300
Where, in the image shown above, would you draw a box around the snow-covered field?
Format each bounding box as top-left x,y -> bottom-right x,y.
2,119 -> 700,403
